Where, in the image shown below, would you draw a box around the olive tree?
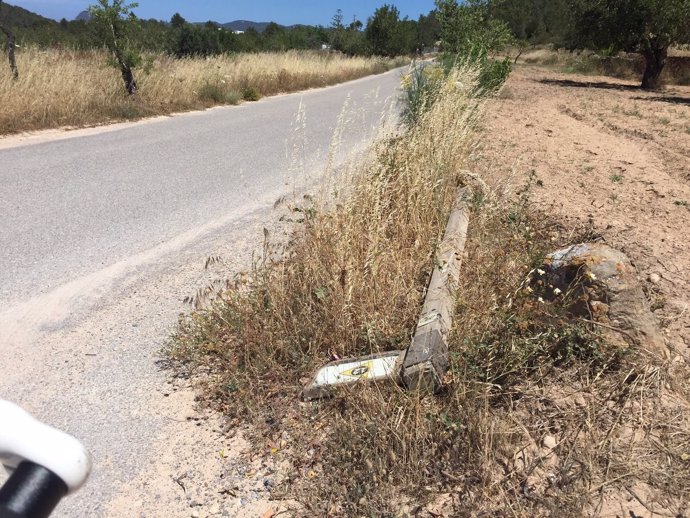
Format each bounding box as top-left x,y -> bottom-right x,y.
436,0 -> 513,54
569,0 -> 690,89
89,0 -> 140,94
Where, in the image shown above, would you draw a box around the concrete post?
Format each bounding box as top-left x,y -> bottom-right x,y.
401,187 -> 470,394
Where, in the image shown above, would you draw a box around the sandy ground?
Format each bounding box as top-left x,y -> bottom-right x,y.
478,65 -> 690,357
475,65 -> 690,517
1,208 -> 298,518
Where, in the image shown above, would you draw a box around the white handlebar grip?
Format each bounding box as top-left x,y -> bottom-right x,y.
0,400 -> 91,493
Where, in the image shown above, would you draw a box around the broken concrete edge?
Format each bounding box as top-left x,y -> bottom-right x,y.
301,350 -> 404,401
402,360 -> 443,395
401,186 -> 470,395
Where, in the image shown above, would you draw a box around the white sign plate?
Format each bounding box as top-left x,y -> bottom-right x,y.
303,351 -> 402,400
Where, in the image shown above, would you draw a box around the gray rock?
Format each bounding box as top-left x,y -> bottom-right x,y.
544,243 -> 666,355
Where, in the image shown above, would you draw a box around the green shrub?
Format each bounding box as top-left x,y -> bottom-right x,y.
401,62 -> 445,125
478,56 -> 512,92
198,82 -> 225,103
440,46 -> 512,94
108,102 -> 141,119
402,47 -> 511,126
225,90 -> 241,104
241,86 -> 261,101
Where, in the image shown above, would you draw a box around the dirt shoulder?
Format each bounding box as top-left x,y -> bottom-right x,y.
474,65 -> 690,516
477,64 -> 690,357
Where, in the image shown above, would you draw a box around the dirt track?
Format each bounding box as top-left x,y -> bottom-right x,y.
478,65 -> 690,358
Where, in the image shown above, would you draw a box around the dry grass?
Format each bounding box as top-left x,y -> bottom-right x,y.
168,60 -> 690,516
170,64 -> 482,405
285,184 -> 690,517
0,47 -> 406,135
517,46 -> 690,86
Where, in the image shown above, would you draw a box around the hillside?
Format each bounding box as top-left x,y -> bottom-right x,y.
0,2 -> 54,27
221,20 -> 273,32
74,10 -> 91,22
1,4 -> 280,34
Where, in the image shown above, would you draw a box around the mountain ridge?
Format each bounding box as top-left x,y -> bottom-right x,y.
1,3 -> 305,34
0,2 -> 55,27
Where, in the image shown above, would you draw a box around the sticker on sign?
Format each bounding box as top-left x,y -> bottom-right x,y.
302,351 -> 402,400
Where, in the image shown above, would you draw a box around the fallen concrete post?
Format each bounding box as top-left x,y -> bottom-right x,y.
302,186 -> 470,400
401,187 -> 470,394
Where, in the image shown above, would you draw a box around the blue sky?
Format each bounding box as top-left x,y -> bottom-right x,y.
10,1 -> 437,25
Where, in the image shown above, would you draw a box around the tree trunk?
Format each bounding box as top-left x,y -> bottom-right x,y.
0,24 -> 18,80
119,63 -> 137,95
109,22 -> 137,95
641,46 -> 667,90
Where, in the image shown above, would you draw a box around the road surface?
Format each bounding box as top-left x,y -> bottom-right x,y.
0,67 -> 403,517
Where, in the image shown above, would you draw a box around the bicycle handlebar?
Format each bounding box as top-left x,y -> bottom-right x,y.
0,400 -> 91,518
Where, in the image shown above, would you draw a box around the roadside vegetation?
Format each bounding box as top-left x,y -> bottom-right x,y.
0,49 -> 404,134
516,46 -> 690,86
2,0 -> 688,134
167,1 -> 690,516
0,0 -> 428,134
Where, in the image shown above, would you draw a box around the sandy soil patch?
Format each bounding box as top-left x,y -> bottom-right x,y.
474,64 -> 690,516
478,65 -> 690,357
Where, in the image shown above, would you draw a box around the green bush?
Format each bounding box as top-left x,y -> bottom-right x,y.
440,46 -> 512,94
242,86 -> 261,101
478,56 -> 512,92
225,90 -> 242,105
401,62 -> 445,125
198,82 -> 225,103
402,48 -> 511,125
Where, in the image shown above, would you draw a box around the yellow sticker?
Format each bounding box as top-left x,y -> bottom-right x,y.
340,361 -> 373,379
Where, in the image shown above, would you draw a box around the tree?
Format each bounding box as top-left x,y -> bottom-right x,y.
435,0 -> 513,54
170,12 -> 186,29
490,0 -> 571,44
89,0 -> 140,94
435,0 -> 513,92
417,10 -> 441,50
0,0 -> 18,79
568,0 -> 690,89
330,10 -> 369,55
349,17 -> 363,32
170,24 -> 238,57
365,6 -> 422,57
329,8 -> 346,51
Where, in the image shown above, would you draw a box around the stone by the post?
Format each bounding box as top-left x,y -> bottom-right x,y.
544,242 -> 667,356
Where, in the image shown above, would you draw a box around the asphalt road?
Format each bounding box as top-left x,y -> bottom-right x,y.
0,68 -> 403,517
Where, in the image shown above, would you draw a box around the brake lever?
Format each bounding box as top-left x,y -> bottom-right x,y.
0,400 -> 91,518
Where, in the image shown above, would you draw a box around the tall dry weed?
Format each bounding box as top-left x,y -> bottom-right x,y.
0,47 -> 405,134
170,65 -> 483,400
169,56 -> 690,515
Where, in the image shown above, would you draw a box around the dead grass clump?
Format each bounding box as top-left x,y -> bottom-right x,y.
291,191 -> 690,516
169,58 -> 690,515
0,48 -> 406,135
170,66 -> 484,417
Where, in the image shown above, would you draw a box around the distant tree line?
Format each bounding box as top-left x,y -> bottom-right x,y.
2,0 -> 688,91
0,2 -> 441,58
